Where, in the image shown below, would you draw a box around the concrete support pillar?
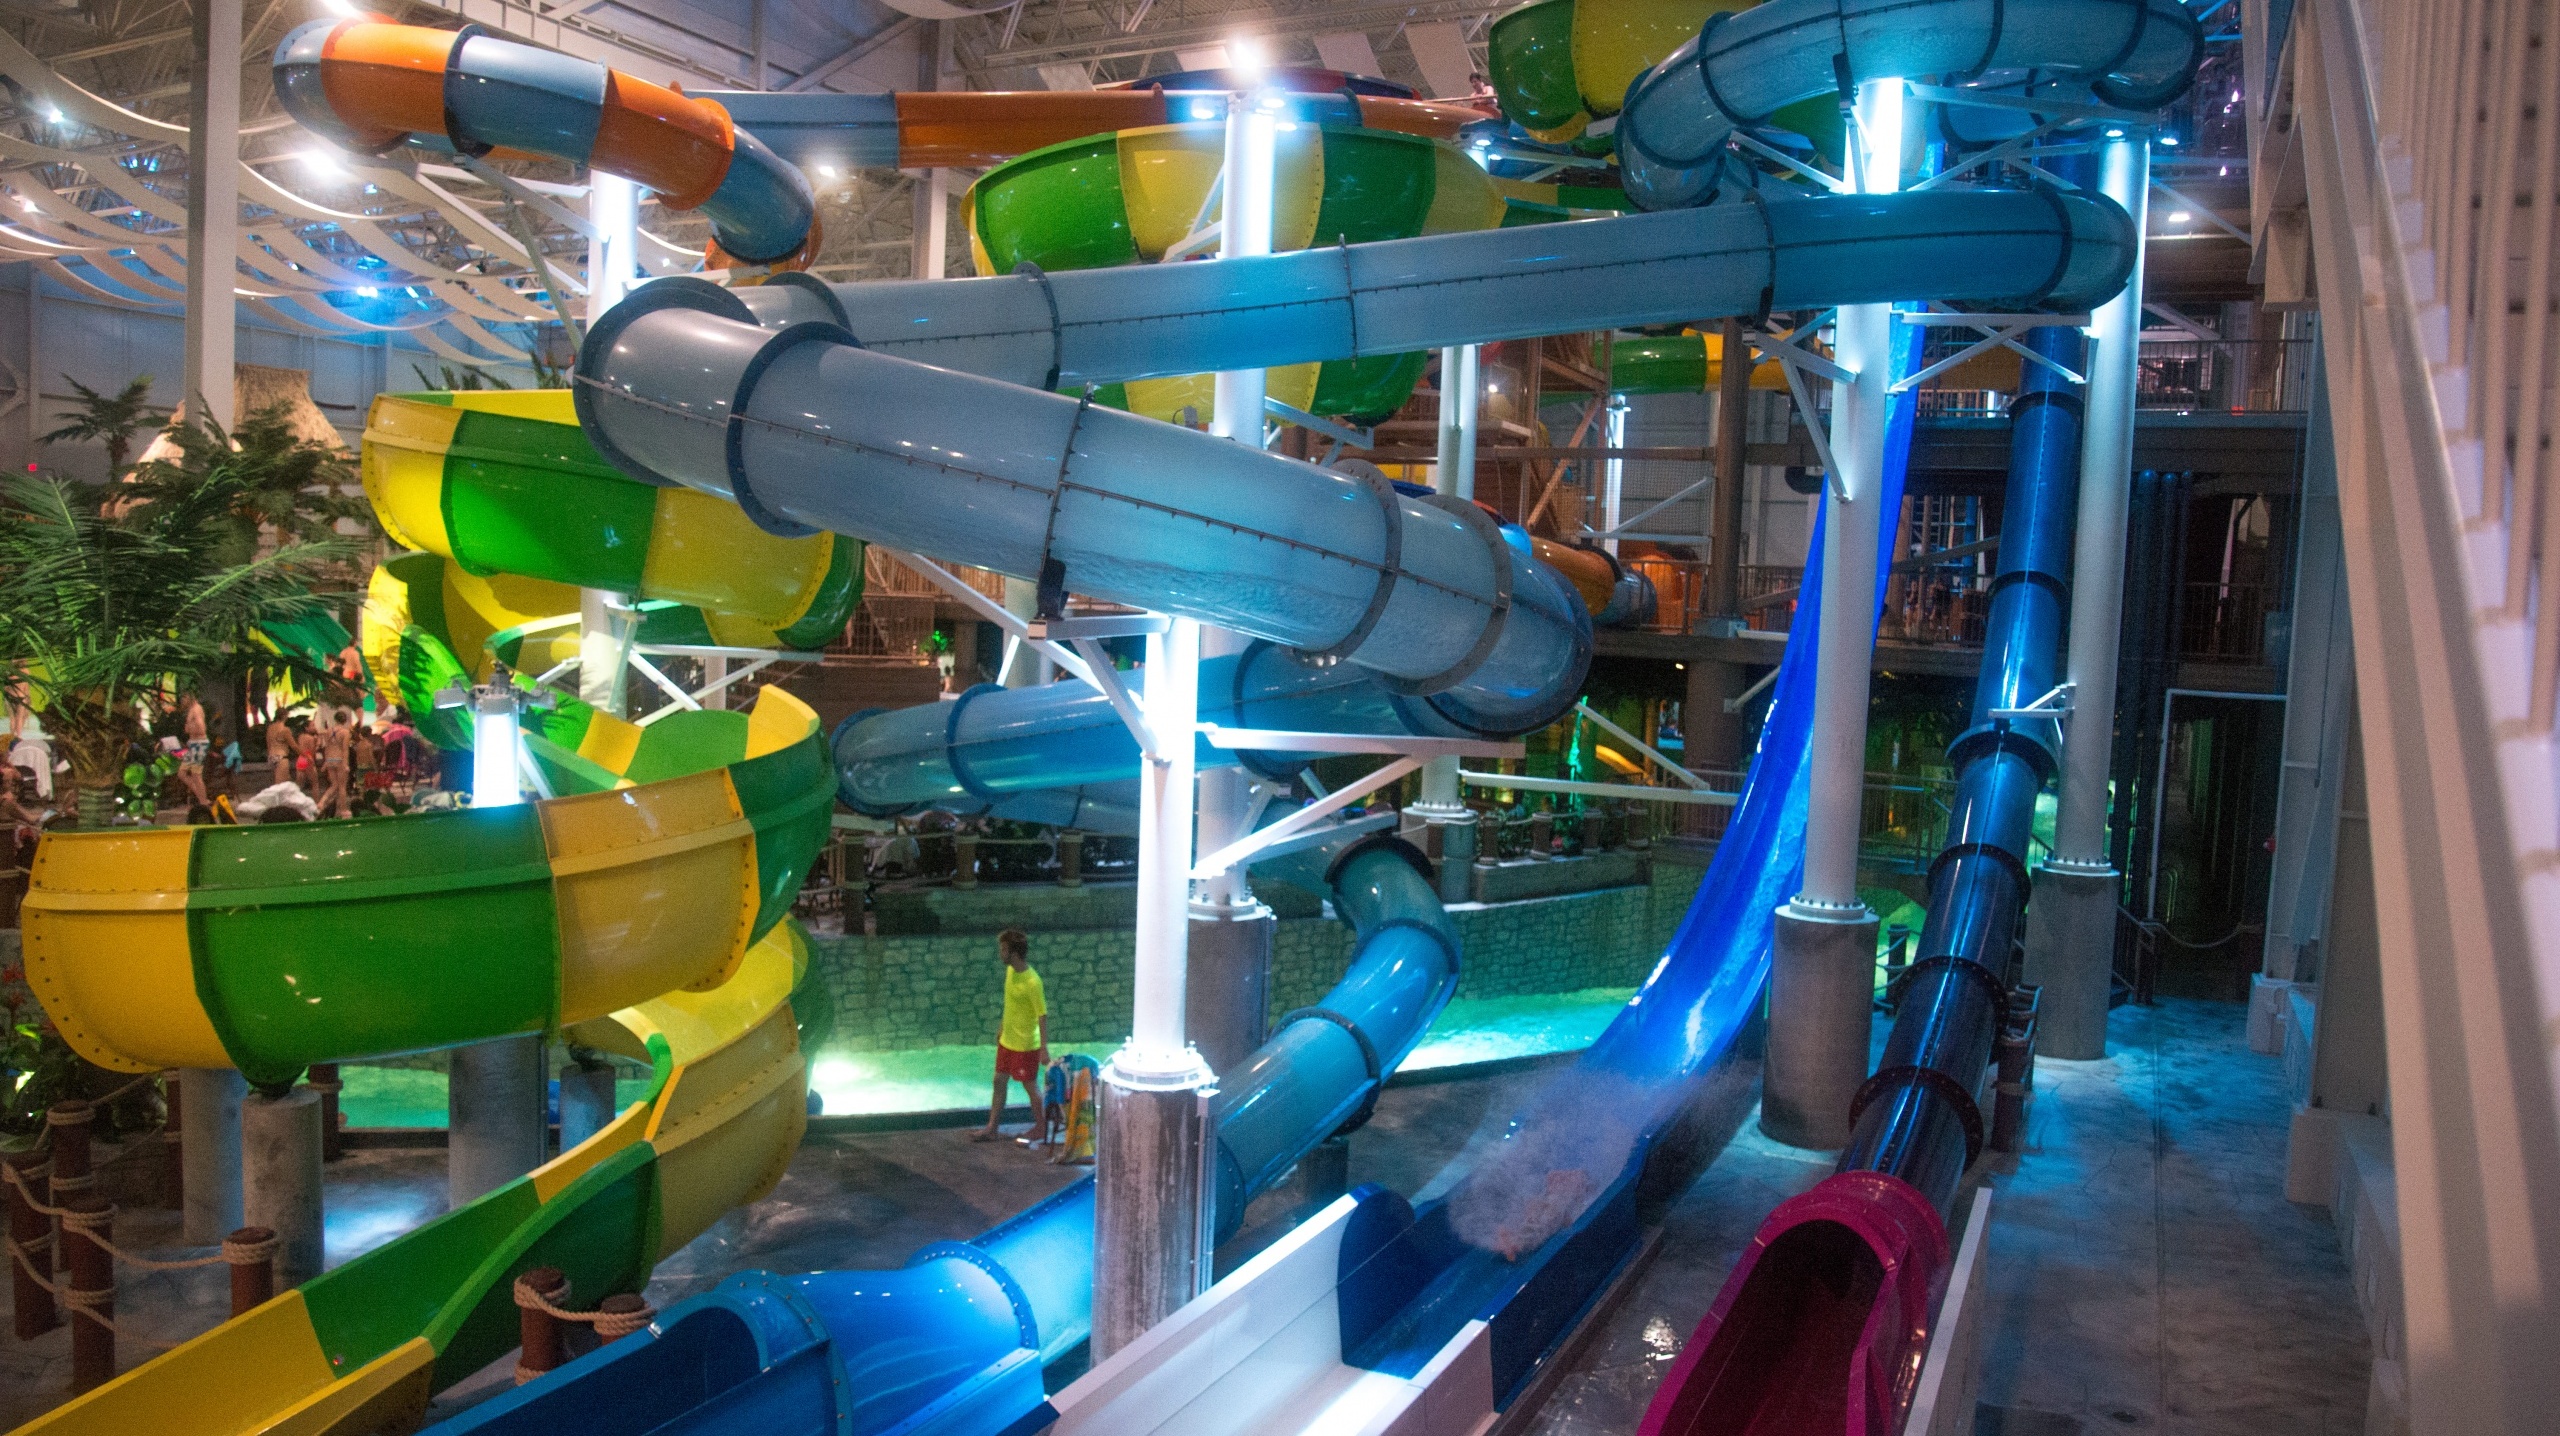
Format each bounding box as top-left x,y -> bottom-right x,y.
1093,1078 -> 1212,1358
450,1035 -> 546,1206
1762,909 -> 1877,1149
1184,907 -> 1272,1075
558,1063 -> 619,1151
2021,869 -> 2120,1059
2035,134 -> 2148,1054
179,1068 -> 245,1245
241,1088 -> 323,1287
182,0 -> 239,429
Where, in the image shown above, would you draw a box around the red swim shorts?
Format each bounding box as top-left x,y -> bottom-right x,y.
995,1044 -> 1042,1086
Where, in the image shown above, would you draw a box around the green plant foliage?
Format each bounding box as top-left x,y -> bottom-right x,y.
0,461 -> 350,820
38,373 -> 165,479
126,401 -> 371,560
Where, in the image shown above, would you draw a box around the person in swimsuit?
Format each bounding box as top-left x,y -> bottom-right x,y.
268,716 -> 296,786
176,694 -> 211,807
319,710 -> 354,818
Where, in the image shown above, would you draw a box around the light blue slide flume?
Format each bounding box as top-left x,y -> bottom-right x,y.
420,10 -> 2167,1434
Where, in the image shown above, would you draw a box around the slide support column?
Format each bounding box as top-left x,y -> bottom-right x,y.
1413,311 -> 1485,901
241,1086 -> 323,1287
1765,78 -> 1903,1150
1096,614 -> 1212,1358
1187,82 -> 1277,1086
179,1069 -> 244,1245
449,1035 -> 546,1206
182,0 -> 239,429
1100,85 -> 1288,1354
2029,132 -> 2150,1060
581,172 -> 643,717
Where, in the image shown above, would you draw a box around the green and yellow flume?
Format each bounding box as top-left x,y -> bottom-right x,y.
22,687 -> 834,1089
963,121 -> 1608,424
18,920 -> 811,1436
1488,0 -> 1846,157
360,389 -> 862,658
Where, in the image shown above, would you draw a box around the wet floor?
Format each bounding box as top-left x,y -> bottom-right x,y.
1513,999 -> 2375,1436
3,1000 -> 2372,1435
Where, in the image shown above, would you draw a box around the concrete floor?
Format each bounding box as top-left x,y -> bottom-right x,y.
1515,998 -> 2375,1436
1,999 -> 2370,1435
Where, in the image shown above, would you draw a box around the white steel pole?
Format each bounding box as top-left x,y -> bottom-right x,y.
1192,87 -> 1278,1040
182,0 -> 240,430
1602,395 -> 1630,554
2050,132 -> 2150,874
1764,76 -> 1903,1150
1416,318 -> 1485,897
2023,130 -> 2149,1060
1791,78 -> 1904,915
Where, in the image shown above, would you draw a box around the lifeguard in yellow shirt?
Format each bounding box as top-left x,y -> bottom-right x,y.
974,926 -> 1049,1141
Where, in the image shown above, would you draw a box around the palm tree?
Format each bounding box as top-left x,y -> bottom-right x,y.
38,375 -> 165,479
128,401 -> 369,560
0,467 -> 347,827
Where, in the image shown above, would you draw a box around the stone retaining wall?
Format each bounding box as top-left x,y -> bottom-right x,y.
805,851 -> 1710,1057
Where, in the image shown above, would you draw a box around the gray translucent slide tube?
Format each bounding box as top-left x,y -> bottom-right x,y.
1615,0 -> 2203,209
832,644 -> 1472,820
577,283 -> 1597,737
715,189 -> 2133,391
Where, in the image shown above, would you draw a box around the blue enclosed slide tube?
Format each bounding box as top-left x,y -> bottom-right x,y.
711,189 -> 2134,388
1613,0 -> 2202,209
832,642 -> 1498,828
428,826 -> 1459,1436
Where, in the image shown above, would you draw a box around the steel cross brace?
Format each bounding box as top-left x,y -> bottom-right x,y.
1890,306 -> 2091,393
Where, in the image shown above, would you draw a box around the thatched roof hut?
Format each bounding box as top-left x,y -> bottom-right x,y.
133,364 -> 346,466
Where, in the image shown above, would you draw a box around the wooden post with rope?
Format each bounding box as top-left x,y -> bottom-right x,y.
226,1226 -> 278,1316
514,1266 -> 572,1382
59,1193 -> 112,1392
46,1101 -> 94,1271
6,1147 -> 55,1336
596,1293 -> 651,1342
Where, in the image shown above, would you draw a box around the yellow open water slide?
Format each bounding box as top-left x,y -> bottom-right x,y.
11,394 -> 846,1435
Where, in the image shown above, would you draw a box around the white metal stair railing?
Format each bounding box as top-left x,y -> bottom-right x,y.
2263,0 -> 2560,1426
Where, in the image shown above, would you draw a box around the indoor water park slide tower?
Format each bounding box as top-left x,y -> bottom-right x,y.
446,141 -> 2128,1436
8,4 -> 2166,1431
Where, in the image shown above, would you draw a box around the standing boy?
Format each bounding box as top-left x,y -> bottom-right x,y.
974,928 -> 1047,1142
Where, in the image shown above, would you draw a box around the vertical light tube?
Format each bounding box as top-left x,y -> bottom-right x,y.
2050,133 -> 2150,873
586,171 -> 639,319
471,701 -> 521,810
1197,91 -> 1279,913
1209,97 -> 1277,442
582,173 -> 643,716
1602,395 -> 1630,554
1791,77 -> 1904,914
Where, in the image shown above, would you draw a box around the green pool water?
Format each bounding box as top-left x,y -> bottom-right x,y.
337,987 -> 1644,1126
